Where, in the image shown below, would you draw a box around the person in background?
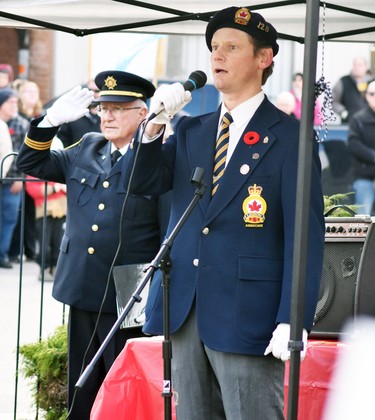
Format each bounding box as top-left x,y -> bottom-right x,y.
0,89 -> 29,269
275,90 -> 297,117
347,79 -> 375,215
290,72 -> 322,125
0,118 -> 14,266
332,56 -> 372,123
127,6 -> 325,419
0,64 -> 14,89
0,118 -> 13,178
57,79 -> 101,147
26,175 -> 66,282
15,79 -> 44,120
26,137 -> 67,282
16,71 -> 167,419
8,79 -> 43,263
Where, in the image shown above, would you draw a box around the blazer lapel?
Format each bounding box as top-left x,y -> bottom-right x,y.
206,99 -> 280,223
186,110 -> 221,212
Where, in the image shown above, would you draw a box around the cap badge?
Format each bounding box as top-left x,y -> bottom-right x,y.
235,8 -> 251,26
242,184 -> 267,227
104,76 -> 117,90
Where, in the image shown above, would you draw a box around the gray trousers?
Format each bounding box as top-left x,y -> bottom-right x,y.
171,307 -> 285,420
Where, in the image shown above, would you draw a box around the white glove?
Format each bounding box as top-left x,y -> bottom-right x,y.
149,83 -> 192,125
264,323 -> 308,362
46,86 -> 94,126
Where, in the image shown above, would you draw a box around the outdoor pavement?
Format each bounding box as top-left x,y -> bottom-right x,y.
0,259 -> 65,420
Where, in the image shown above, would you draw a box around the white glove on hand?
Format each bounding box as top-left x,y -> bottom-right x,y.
149,83 -> 192,125
46,86 -> 94,126
264,323 -> 308,362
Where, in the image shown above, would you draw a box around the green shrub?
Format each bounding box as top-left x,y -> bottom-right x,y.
323,192 -> 362,217
19,325 -> 68,420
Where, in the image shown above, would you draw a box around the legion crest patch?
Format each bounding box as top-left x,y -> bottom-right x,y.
242,184 -> 267,227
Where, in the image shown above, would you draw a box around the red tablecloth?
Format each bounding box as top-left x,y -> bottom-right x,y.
91,337 -> 342,420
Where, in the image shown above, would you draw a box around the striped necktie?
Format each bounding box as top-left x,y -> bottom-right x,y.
212,112 -> 233,196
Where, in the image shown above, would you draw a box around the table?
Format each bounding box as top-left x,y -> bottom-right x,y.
91,337 -> 342,420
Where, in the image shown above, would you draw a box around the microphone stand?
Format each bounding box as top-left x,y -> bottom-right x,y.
75,167 -> 206,420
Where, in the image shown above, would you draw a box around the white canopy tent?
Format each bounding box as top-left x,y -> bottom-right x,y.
0,0 -> 374,43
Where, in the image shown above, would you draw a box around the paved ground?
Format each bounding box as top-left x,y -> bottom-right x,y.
0,259 -> 65,420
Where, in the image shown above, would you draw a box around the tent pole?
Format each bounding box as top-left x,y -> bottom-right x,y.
287,0 -> 321,419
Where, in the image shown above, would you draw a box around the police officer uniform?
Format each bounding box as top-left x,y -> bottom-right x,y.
17,72 -> 164,419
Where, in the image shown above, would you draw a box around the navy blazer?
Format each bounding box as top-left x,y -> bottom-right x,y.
17,119 -> 164,314
128,97 -> 325,356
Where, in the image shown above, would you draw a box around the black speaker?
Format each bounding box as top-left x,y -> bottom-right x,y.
310,216 -> 375,338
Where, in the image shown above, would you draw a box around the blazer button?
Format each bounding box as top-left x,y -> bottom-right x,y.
193,258 -> 199,267
88,247 -> 95,254
80,178 -> 86,184
98,203 -> 105,210
103,181 -> 110,188
202,227 -> 209,235
92,224 -> 99,232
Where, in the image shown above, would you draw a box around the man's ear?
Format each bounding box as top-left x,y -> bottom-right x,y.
258,48 -> 273,70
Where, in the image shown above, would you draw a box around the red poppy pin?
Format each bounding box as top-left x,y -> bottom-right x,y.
8,128 -> 15,136
244,131 -> 260,145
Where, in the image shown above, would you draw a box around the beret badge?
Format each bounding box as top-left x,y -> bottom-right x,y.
234,8 -> 251,26
104,76 -> 117,90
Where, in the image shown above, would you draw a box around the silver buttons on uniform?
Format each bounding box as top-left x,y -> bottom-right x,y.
103,181 -> 109,188
202,227 -> 209,235
98,203 -> 105,210
193,259 -> 199,267
92,224 -> 99,232
81,178 -> 86,184
88,247 -> 95,254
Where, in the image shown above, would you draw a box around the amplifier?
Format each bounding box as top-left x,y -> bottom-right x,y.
310,216 -> 375,339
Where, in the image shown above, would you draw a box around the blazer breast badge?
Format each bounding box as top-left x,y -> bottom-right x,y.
242,184 -> 267,227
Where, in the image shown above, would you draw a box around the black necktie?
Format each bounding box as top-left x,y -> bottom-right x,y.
111,149 -> 122,167
212,112 -> 233,196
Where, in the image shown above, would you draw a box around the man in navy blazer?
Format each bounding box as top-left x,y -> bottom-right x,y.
16,71 -> 165,419
128,7 -> 325,419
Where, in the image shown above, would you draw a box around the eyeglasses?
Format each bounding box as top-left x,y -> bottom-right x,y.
96,105 -> 141,117
366,92 -> 375,97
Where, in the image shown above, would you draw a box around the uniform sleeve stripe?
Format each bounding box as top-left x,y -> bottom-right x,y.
25,136 -> 53,150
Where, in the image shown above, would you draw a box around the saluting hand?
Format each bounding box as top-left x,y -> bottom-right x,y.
46,86 -> 94,127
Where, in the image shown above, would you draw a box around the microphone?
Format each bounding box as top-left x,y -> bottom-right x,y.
182,70 -> 207,92
148,70 -> 207,121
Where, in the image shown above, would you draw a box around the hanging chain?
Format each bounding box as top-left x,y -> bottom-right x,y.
315,1 -> 336,143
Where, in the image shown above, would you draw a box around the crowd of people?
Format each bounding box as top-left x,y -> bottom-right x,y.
0,6 -> 374,418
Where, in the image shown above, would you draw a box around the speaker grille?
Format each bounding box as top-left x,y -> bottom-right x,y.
312,242 -> 362,337
310,216 -> 375,339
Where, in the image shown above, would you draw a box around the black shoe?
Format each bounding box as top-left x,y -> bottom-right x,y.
9,255 -> 21,263
0,260 -> 13,269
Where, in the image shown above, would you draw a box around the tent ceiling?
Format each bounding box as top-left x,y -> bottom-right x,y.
0,0 -> 374,43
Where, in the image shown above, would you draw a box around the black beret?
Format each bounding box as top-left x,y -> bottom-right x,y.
94,70 -> 155,103
205,7 -> 279,57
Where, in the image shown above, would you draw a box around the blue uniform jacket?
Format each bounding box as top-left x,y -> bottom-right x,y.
128,97 -> 325,356
17,118 -> 165,314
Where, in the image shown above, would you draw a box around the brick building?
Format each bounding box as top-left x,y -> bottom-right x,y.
0,28 -> 53,104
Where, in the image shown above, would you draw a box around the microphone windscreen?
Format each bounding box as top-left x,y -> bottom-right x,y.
183,71 -> 207,92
